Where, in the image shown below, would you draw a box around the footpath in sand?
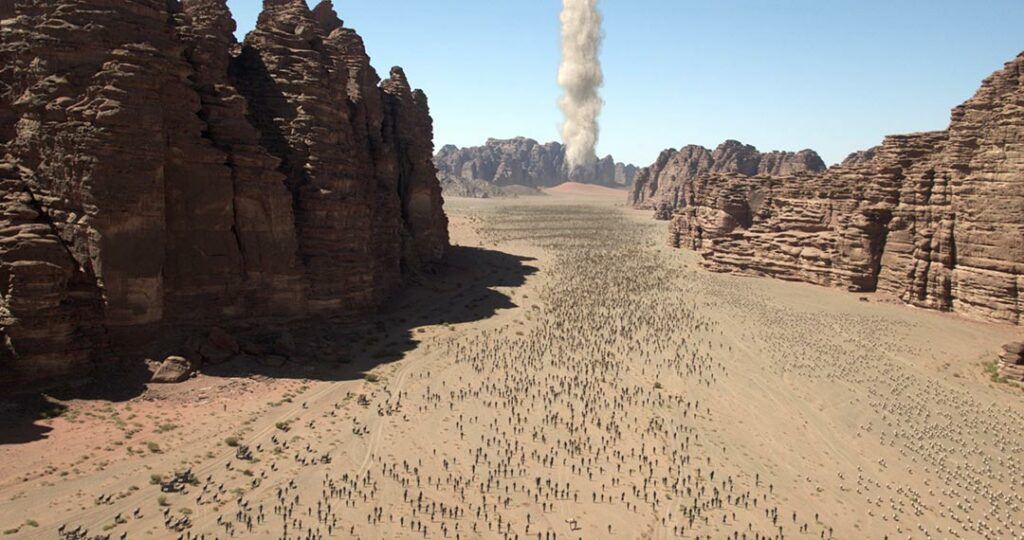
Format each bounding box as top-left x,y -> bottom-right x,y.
1,185 -> 1023,539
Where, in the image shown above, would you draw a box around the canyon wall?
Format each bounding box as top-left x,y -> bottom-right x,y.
663,53 -> 1023,324
0,0 -> 448,385
629,140 -> 826,219
435,137 -> 636,197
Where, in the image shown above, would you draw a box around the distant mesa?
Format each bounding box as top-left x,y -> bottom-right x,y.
0,0 -> 448,386
639,52 -> 1024,325
435,137 -> 637,198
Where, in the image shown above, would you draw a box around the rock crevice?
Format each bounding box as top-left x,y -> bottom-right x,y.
629,140 -> 826,219
0,0 -> 448,385
658,53 -> 1024,324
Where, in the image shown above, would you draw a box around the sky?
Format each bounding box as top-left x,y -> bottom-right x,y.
226,0 -> 1024,166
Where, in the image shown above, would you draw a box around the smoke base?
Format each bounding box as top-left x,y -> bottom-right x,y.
558,0 -> 604,172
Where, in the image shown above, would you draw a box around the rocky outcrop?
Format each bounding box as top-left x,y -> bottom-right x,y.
0,0 -> 447,386
998,342 -> 1024,382
666,52 -> 1024,324
150,355 -> 196,384
435,137 -> 637,197
629,140 -> 826,218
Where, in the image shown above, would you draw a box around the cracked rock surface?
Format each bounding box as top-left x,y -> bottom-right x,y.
646,54 -> 1024,324
0,0 -> 448,384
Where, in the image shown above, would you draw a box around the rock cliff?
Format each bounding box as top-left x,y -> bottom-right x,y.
435,137 -> 636,197
0,0 -> 448,385
629,140 -> 826,218
665,53 -> 1024,324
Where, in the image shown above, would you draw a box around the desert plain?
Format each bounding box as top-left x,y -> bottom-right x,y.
2,184 -> 1023,540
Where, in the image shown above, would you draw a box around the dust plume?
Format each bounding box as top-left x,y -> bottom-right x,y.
557,0 -> 604,171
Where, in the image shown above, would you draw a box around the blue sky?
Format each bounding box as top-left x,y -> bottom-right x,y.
226,0 -> 1024,166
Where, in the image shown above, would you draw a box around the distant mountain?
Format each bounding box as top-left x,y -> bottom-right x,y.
435,137 -> 637,197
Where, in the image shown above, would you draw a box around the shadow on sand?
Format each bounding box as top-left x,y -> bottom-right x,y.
0,245 -> 537,445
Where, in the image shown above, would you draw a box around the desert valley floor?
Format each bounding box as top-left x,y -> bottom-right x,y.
2,185 -> 1024,540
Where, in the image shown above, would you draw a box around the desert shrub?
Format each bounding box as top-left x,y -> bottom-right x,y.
156,423 -> 178,433
37,401 -> 67,420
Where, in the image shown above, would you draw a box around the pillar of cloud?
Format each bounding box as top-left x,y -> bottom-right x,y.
558,0 -> 604,172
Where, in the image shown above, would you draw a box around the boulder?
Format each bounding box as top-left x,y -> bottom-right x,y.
150,356 -> 196,384
1002,342 -> 1024,355
1000,349 -> 1022,362
999,342 -> 1024,382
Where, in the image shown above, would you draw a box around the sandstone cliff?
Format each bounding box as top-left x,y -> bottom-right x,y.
435,137 -> 637,197
629,140 -> 826,218
0,0 -> 448,385
665,53 -> 1024,324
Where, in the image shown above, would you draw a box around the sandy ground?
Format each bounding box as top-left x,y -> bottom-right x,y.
2,185 -> 1023,539
542,182 -> 628,197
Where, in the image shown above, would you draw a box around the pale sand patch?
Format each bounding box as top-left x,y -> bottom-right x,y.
542,181 -> 629,198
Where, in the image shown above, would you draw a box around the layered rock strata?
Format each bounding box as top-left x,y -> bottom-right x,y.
435,137 -> 637,197
998,342 -> 1024,382
664,53 -> 1024,324
0,0 -> 448,385
629,140 -> 826,218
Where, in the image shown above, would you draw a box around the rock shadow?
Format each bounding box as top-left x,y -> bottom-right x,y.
0,245 -> 537,445
203,245 -> 537,380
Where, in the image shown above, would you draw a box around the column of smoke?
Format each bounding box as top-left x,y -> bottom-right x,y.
558,0 -> 604,173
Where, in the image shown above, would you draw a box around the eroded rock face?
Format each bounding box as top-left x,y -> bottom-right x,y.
434,137 -> 637,197
998,342 -> 1024,382
665,53 -> 1024,324
0,0 -> 447,385
628,140 -> 826,218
